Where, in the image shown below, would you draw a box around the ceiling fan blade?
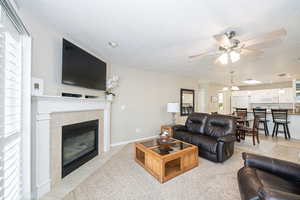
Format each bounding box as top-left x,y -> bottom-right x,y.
213,34 -> 225,43
213,34 -> 231,47
189,50 -> 217,59
243,28 -> 287,47
245,38 -> 283,50
241,48 -> 264,56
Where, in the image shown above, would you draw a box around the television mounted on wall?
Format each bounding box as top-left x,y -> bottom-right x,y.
62,39 -> 106,90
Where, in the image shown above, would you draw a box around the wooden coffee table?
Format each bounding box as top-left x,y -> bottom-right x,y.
134,138 -> 198,183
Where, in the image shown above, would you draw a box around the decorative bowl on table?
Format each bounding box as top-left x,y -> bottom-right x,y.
157,138 -> 174,152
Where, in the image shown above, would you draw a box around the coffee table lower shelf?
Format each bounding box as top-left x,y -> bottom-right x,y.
135,139 -> 198,183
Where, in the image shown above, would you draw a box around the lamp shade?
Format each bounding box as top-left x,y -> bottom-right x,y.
167,103 -> 180,113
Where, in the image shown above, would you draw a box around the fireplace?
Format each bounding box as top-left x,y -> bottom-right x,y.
62,120 -> 99,178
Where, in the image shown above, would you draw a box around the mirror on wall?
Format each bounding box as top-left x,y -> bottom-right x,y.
180,89 -> 195,116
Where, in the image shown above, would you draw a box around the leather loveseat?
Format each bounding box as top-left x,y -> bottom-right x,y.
172,113 -> 236,162
238,152 -> 300,200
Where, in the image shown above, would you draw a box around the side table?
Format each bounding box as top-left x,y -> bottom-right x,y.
161,124 -> 174,137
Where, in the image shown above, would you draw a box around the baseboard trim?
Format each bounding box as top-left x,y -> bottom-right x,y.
32,179 -> 51,199
110,135 -> 157,147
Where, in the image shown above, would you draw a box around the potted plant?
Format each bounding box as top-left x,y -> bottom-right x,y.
105,75 -> 119,102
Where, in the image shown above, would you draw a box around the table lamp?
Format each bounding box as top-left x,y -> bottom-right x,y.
167,103 -> 180,125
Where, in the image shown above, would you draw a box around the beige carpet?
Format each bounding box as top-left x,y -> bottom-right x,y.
63,136 -> 300,200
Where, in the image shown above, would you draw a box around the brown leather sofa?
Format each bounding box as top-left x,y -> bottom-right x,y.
238,152 -> 300,200
172,113 -> 236,163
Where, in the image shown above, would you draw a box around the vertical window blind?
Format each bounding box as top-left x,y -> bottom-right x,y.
0,4 -> 23,200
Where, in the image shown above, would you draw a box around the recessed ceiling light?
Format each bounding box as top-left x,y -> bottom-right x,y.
108,41 -> 118,48
243,79 -> 262,85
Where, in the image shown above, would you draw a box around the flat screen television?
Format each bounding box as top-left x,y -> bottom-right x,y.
62,39 -> 106,90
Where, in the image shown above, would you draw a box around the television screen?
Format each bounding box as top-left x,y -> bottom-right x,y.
62,39 -> 106,90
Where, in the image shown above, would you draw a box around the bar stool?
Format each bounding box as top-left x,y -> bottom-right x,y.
253,108 -> 269,136
236,108 -> 249,127
271,109 -> 291,139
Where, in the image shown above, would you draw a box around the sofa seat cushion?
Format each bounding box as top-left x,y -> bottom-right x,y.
256,169 -> 300,195
173,131 -> 195,144
191,135 -> 218,154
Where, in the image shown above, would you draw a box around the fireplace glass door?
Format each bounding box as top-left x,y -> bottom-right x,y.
62,120 -> 99,177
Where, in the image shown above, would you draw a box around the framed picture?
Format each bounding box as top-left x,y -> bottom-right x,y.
211,96 -> 218,103
180,88 -> 195,116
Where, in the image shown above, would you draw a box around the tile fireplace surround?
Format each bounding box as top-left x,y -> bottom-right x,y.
31,95 -> 111,199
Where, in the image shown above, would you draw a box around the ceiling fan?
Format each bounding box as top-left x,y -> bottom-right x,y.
189,28 -> 287,65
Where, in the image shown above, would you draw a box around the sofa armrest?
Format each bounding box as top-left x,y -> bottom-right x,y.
172,125 -> 187,132
258,187 -> 300,200
242,152 -> 300,183
217,134 -> 236,143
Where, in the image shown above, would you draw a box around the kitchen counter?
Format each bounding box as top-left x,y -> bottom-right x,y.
246,112 -> 300,139
247,111 -> 300,115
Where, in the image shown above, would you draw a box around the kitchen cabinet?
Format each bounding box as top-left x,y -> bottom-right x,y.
250,89 -> 277,103
278,88 -> 294,103
232,95 -> 249,109
232,88 -> 294,105
294,80 -> 300,102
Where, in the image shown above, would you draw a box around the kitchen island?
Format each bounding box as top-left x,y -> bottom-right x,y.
247,112 -> 300,140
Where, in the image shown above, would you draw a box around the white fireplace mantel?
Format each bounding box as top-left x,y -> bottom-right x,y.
31,95 -> 111,198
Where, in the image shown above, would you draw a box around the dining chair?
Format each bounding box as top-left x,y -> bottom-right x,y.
271,109 -> 290,139
253,108 -> 269,136
239,116 -> 260,145
236,108 -> 249,127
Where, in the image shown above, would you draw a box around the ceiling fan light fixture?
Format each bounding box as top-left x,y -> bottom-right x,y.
231,86 -> 240,91
243,79 -> 262,85
222,87 -> 229,91
230,51 -> 240,63
219,53 -> 228,64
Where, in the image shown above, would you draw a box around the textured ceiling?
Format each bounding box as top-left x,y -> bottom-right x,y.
19,0 -> 300,85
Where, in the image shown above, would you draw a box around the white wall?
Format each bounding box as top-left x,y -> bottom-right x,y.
111,65 -> 199,144
20,11 -> 109,97
20,11 -> 199,144
199,82 -> 228,113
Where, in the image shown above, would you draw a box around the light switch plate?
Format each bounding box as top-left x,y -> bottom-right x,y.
135,128 -> 141,133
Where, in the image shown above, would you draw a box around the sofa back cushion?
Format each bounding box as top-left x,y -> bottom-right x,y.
185,113 -> 209,134
204,115 -> 236,138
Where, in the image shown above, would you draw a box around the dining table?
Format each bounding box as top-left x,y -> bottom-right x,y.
226,114 -> 253,142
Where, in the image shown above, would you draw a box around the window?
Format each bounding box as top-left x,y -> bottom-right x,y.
0,1 -> 31,199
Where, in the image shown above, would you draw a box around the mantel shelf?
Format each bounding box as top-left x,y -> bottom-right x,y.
32,95 -> 106,102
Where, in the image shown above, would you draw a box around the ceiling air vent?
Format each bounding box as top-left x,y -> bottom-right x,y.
277,73 -> 287,77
